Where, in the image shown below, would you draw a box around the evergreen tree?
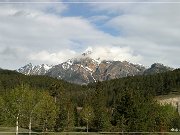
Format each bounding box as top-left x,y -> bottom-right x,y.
0,96 -> 5,125
113,89 -> 158,132
155,104 -> 177,132
92,84 -> 111,131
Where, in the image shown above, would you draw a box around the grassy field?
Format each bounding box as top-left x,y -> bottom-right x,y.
0,127 -> 29,135
0,127 -> 180,135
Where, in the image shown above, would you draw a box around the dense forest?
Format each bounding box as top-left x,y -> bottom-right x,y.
0,69 -> 180,133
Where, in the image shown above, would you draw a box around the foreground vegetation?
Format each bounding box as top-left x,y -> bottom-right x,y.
0,69 -> 180,134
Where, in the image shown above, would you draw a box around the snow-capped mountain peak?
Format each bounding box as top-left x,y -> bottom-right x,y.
42,64 -> 53,71
82,47 -> 93,57
17,63 -> 53,75
17,56 -> 172,85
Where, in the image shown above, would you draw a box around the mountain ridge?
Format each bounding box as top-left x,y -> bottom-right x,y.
17,56 -> 173,84
17,63 -> 53,75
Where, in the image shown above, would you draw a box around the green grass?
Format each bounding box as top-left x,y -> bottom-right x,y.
0,127 -> 35,135
0,127 -> 180,135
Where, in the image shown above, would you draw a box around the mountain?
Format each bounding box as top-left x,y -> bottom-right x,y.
46,57 -> 99,85
17,63 -> 52,75
17,56 -> 173,85
91,60 -> 146,82
144,63 -> 173,75
18,54 -> 147,84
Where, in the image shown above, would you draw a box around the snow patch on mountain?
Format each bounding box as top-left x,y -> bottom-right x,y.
85,66 -> 93,72
62,63 -> 70,70
17,63 -> 53,75
17,53 -> 172,85
43,64 -> 52,71
91,73 -> 96,82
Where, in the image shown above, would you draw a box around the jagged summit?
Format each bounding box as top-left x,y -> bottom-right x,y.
144,63 -> 173,75
17,57 -> 173,85
17,63 -> 53,75
82,47 -> 93,57
82,50 -> 92,57
18,58 -> 141,84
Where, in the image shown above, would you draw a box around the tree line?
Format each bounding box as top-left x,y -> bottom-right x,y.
0,69 -> 180,133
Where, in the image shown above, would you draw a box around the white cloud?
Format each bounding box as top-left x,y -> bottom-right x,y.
28,45 -> 142,65
0,0 -> 180,69
0,46 -> 26,59
0,46 -> 29,69
29,50 -> 77,64
87,46 -> 142,63
87,0 -> 180,68
0,3 -> 139,69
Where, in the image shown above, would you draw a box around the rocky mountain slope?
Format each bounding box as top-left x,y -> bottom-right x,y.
17,63 -> 52,75
144,63 -> 173,75
17,55 -> 173,85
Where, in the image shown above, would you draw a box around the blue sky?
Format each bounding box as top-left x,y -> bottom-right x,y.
0,0 -> 180,69
62,3 -> 120,36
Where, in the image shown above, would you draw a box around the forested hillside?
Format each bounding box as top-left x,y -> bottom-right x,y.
88,68 -> 180,97
0,69 -> 180,132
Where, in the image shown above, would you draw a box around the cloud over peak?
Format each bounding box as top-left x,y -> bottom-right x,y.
0,1 -> 180,69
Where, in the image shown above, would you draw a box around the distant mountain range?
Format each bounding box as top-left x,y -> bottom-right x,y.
17,63 -> 52,75
16,52 -> 173,85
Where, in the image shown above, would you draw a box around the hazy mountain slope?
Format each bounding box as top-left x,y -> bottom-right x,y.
144,63 -> 173,75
